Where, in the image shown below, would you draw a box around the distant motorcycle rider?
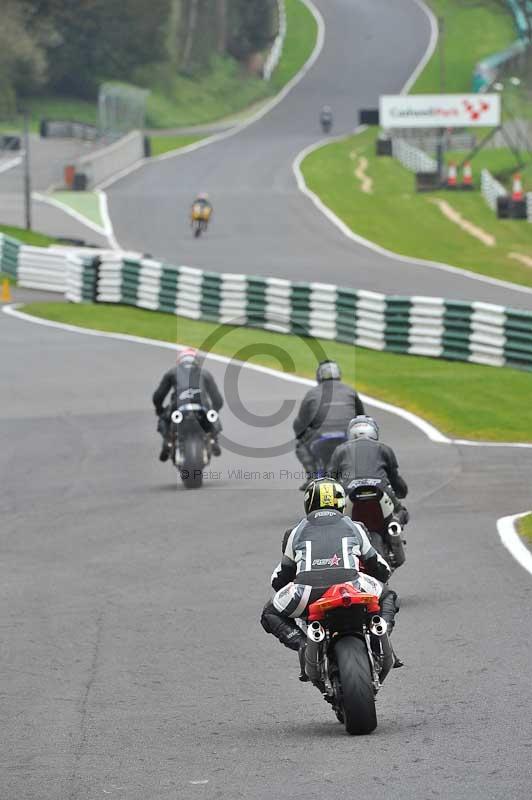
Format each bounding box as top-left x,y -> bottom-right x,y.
152,348 -> 223,462
260,478 -> 401,680
190,192 -> 212,225
293,360 -> 364,489
328,415 -> 409,526
320,105 -> 333,133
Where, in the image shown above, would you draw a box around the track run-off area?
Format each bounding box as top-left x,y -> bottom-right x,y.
3,1 -> 532,799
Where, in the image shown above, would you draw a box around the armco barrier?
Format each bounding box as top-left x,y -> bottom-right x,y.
391,139 -> 437,174
263,0 -> 287,80
481,168 -> 507,211
71,253 -> 532,373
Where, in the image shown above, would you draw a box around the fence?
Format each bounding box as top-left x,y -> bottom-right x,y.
391,139 -> 437,173
527,192 -> 532,221
3,233 -> 532,372
263,0 -> 287,80
480,168 -> 508,211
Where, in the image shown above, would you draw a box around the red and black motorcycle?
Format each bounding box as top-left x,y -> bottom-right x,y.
304,581 -> 394,735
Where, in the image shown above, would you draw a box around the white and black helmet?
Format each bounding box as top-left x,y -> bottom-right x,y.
348,415 -> 379,441
316,360 -> 341,383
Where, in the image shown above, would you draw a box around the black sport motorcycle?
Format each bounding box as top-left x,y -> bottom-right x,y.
169,403 -> 218,489
347,478 -> 407,570
304,582 -> 394,735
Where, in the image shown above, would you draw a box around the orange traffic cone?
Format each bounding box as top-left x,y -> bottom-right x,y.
462,161 -> 473,190
1,278 -> 12,303
512,173 -> 523,201
447,161 -> 457,189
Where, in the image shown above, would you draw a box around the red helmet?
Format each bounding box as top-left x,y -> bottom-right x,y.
177,347 -> 199,367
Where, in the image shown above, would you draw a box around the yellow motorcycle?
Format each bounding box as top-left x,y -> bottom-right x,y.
191,201 -> 212,238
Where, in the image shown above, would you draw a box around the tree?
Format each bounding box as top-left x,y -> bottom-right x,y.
0,1 -> 47,114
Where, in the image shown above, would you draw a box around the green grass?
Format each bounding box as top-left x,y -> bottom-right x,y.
51,191 -> 103,227
271,0 -> 318,91
149,135 -> 206,157
517,513 -> 532,543
412,0 -> 517,93
21,302 -> 532,443
302,128 -> 532,289
0,224 -> 59,246
0,96 -> 98,133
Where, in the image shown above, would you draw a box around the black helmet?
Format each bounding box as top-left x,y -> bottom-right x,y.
304,478 -> 346,515
316,360 -> 341,383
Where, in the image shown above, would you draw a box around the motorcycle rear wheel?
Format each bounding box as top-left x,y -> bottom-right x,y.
180,435 -> 205,489
334,636 -> 377,735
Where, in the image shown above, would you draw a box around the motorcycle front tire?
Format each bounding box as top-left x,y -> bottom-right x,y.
334,636 -> 377,735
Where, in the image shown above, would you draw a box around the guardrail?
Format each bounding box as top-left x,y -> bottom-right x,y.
480,168 -> 507,211
263,0 -> 287,80
391,139 -> 437,174
2,233 -> 532,372
527,192 -> 532,222
72,130 -> 144,188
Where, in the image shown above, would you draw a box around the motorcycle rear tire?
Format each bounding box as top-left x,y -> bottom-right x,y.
180,436 -> 204,489
194,225 -> 202,238
369,531 -> 386,560
335,636 -> 377,735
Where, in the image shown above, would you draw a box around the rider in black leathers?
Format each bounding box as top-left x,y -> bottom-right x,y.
293,361 -> 364,488
328,415 -> 409,526
152,348 -> 223,462
260,478 -> 401,679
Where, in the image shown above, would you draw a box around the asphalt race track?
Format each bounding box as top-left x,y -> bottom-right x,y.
107,0 -> 532,311
3,1 -> 532,798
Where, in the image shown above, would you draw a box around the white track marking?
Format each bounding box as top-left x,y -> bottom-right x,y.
3,305 -> 532,451
97,190 -> 121,250
32,191 -> 109,240
0,155 -> 23,174
95,0 -> 325,191
292,0 -> 532,299
497,512 -> 532,576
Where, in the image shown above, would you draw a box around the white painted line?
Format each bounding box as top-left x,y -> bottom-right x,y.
402,0 -> 439,94
32,191 -> 109,240
0,155 -> 23,174
497,512 -> 532,576
3,304 -> 532,451
95,0 -> 325,191
97,190 -> 121,251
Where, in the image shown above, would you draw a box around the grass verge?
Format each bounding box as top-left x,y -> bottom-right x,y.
21,302 -> 532,443
149,135 -> 206,157
412,0 -> 516,93
301,128 -> 532,289
517,513 -> 532,544
51,192 -> 103,227
0,224 -> 59,246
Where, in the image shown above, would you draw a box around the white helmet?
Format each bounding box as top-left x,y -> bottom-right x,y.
197,192 -> 209,201
348,415 -> 379,441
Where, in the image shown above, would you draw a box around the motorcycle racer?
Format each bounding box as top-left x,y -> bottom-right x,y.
152,348 -> 223,462
328,415 -> 409,526
260,478 -> 401,680
293,361 -> 365,490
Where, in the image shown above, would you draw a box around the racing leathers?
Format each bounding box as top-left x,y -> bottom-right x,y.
261,510 -> 399,659
293,382 -> 365,476
328,437 -> 409,526
152,363 -> 223,450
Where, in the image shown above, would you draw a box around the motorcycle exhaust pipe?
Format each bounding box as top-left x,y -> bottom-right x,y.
388,521 -> 406,568
305,621 -> 325,683
206,409 -> 218,424
171,409 -> 183,425
370,615 -> 394,684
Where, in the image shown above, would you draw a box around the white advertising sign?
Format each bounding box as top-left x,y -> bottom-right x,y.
379,94 -> 501,128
